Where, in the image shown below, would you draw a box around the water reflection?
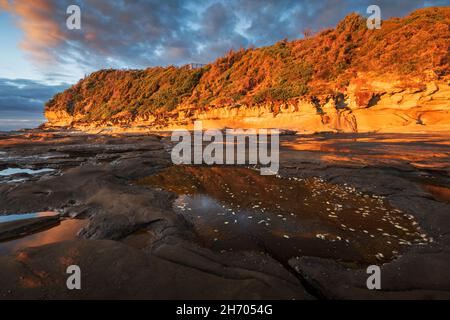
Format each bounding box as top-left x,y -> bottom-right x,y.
0,168 -> 55,176
137,165 -> 432,265
281,132 -> 450,172
0,212 -> 58,224
0,219 -> 87,255
423,184 -> 450,204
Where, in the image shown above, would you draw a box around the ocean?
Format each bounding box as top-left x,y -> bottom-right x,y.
0,119 -> 45,132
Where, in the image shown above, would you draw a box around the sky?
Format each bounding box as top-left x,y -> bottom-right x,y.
0,0 -> 448,131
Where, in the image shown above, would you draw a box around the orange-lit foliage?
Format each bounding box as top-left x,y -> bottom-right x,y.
46,7 -> 449,121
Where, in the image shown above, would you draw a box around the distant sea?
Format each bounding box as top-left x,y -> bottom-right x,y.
0,119 -> 45,132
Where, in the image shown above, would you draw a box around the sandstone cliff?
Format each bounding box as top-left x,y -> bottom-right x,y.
44,7 -> 450,133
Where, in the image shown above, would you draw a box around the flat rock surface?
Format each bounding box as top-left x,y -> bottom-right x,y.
0,240 -> 310,299
0,130 -> 449,299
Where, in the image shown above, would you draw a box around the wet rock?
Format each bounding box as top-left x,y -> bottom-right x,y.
1,130 -> 449,299
0,216 -> 60,242
388,196 -> 450,246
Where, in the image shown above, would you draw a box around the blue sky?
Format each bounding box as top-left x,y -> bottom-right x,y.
0,11 -> 34,80
0,0 -> 448,131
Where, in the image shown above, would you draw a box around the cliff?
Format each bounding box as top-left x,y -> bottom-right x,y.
44,7 -> 450,133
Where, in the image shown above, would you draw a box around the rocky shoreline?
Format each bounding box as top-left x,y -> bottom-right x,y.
0,130 -> 449,299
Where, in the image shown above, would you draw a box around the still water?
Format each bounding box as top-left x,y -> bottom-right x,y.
0,168 -> 55,176
0,211 -> 58,223
137,165 -> 431,265
0,212 -> 87,255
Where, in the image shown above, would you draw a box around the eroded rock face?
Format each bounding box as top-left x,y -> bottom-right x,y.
169,80 -> 450,133
45,80 -> 450,134
44,109 -> 74,127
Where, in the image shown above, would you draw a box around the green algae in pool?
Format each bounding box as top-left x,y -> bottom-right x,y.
137,166 -> 432,265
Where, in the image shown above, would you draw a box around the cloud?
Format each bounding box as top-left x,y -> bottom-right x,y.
2,0 -> 446,81
0,77 -> 70,130
0,78 -> 68,126
2,0 -> 65,64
